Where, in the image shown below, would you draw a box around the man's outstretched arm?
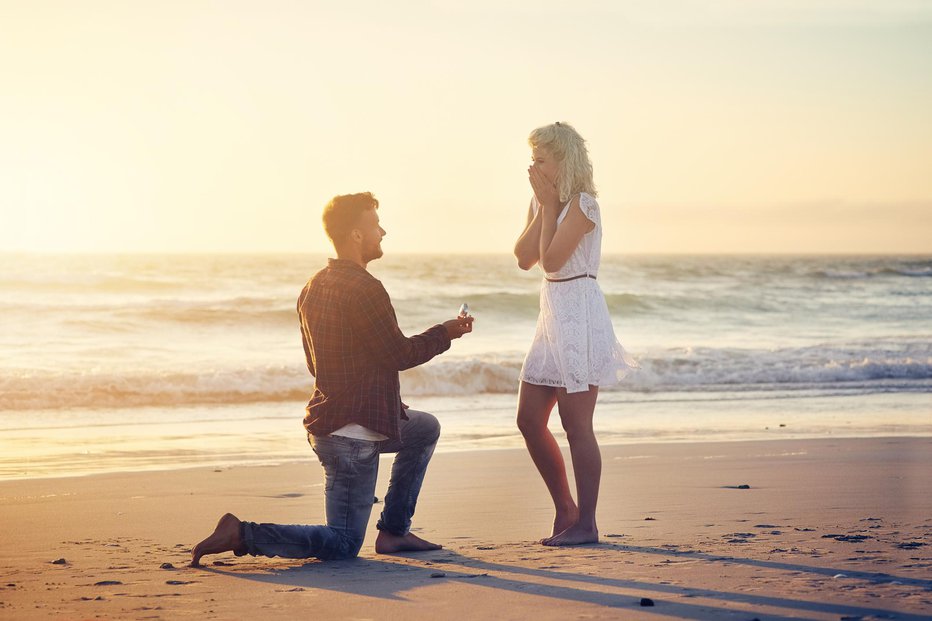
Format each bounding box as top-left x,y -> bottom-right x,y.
354,282 -> 471,371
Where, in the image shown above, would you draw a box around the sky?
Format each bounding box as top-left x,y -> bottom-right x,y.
1,0 -> 931,254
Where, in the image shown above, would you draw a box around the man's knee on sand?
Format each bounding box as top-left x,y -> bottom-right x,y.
327,531 -> 365,560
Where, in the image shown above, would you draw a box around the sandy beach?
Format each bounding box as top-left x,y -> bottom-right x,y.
1,436 -> 930,620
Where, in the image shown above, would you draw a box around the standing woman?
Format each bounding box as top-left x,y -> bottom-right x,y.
514,122 -> 635,546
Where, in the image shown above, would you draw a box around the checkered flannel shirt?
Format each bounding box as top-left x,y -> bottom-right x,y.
298,258 -> 451,439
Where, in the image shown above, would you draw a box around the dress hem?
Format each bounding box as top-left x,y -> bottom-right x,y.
518,376 -> 619,393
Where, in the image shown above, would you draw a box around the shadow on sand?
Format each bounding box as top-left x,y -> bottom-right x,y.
199,543 -> 930,620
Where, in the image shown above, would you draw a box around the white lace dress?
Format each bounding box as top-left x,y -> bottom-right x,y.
519,192 -> 636,393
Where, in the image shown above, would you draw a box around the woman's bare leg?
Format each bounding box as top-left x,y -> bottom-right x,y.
516,381 -> 578,538
544,385 -> 601,546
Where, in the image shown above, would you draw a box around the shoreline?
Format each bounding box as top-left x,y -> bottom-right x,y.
2,436 -> 930,619
5,430 -> 932,484
4,388 -> 930,482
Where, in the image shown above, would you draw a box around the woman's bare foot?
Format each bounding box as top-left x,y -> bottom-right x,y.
190,513 -> 246,567
541,522 -> 599,546
549,505 -> 579,539
375,531 -> 442,554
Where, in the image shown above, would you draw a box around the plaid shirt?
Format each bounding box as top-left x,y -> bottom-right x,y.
298,258 -> 451,439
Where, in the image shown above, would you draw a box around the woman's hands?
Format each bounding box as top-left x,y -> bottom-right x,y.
516,163 -> 563,271
528,165 -> 561,212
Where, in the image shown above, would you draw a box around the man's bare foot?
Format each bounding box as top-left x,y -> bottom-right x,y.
190,513 -> 246,567
375,530 -> 442,554
541,523 -> 599,546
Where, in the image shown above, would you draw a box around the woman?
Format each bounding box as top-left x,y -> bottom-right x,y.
514,122 -> 635,546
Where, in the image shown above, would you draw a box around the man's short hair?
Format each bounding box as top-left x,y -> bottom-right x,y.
322,192 -> 379,242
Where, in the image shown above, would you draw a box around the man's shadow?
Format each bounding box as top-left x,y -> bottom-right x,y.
201,544 -> 932,621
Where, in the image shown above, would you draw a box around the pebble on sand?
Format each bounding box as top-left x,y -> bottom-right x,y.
639,597 -> 655,607
159,563 -> 175,570
50,558 -> 67,565
430,572 -> 446,578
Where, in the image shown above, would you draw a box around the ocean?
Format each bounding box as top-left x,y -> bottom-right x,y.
1,253 -> 930,480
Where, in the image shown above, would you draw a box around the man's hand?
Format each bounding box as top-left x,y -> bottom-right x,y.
443,316 -> 474,340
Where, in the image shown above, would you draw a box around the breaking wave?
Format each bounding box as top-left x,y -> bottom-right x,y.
3,342 -> 929,410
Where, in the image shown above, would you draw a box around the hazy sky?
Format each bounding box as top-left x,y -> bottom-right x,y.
2,0 -> 931,254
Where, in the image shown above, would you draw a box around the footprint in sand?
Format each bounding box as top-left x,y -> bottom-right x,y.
725,533 -> 756,544
822,534 -> 872,543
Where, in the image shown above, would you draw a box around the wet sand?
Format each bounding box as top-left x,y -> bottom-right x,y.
1,437 -> 930,620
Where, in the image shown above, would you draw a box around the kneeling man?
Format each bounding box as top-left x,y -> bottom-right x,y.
191,192 -> 473,566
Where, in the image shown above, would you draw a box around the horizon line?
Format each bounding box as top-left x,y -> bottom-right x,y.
2,250 -> 930,258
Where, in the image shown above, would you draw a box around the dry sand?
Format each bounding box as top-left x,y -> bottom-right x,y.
1,437 -> 930,620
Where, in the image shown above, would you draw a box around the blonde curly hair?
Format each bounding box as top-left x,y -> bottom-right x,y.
528,121 -> 597,202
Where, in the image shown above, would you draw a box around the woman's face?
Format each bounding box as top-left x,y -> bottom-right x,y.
531,146 -> 560,185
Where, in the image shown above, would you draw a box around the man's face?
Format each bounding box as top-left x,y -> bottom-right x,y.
355,207 -> 385,263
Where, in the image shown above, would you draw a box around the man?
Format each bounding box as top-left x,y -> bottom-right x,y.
191,192 -> 473,566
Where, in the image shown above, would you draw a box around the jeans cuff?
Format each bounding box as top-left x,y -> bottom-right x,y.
375,518 -> 407,537
240,521 -> 256,556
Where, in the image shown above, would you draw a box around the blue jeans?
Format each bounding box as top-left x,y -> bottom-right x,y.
240,409 -> 440,561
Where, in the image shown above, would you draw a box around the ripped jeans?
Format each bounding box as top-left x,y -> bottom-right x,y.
240,409 -> 440,560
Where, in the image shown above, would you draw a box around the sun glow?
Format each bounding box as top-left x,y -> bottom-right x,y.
2,1 -> 930,254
